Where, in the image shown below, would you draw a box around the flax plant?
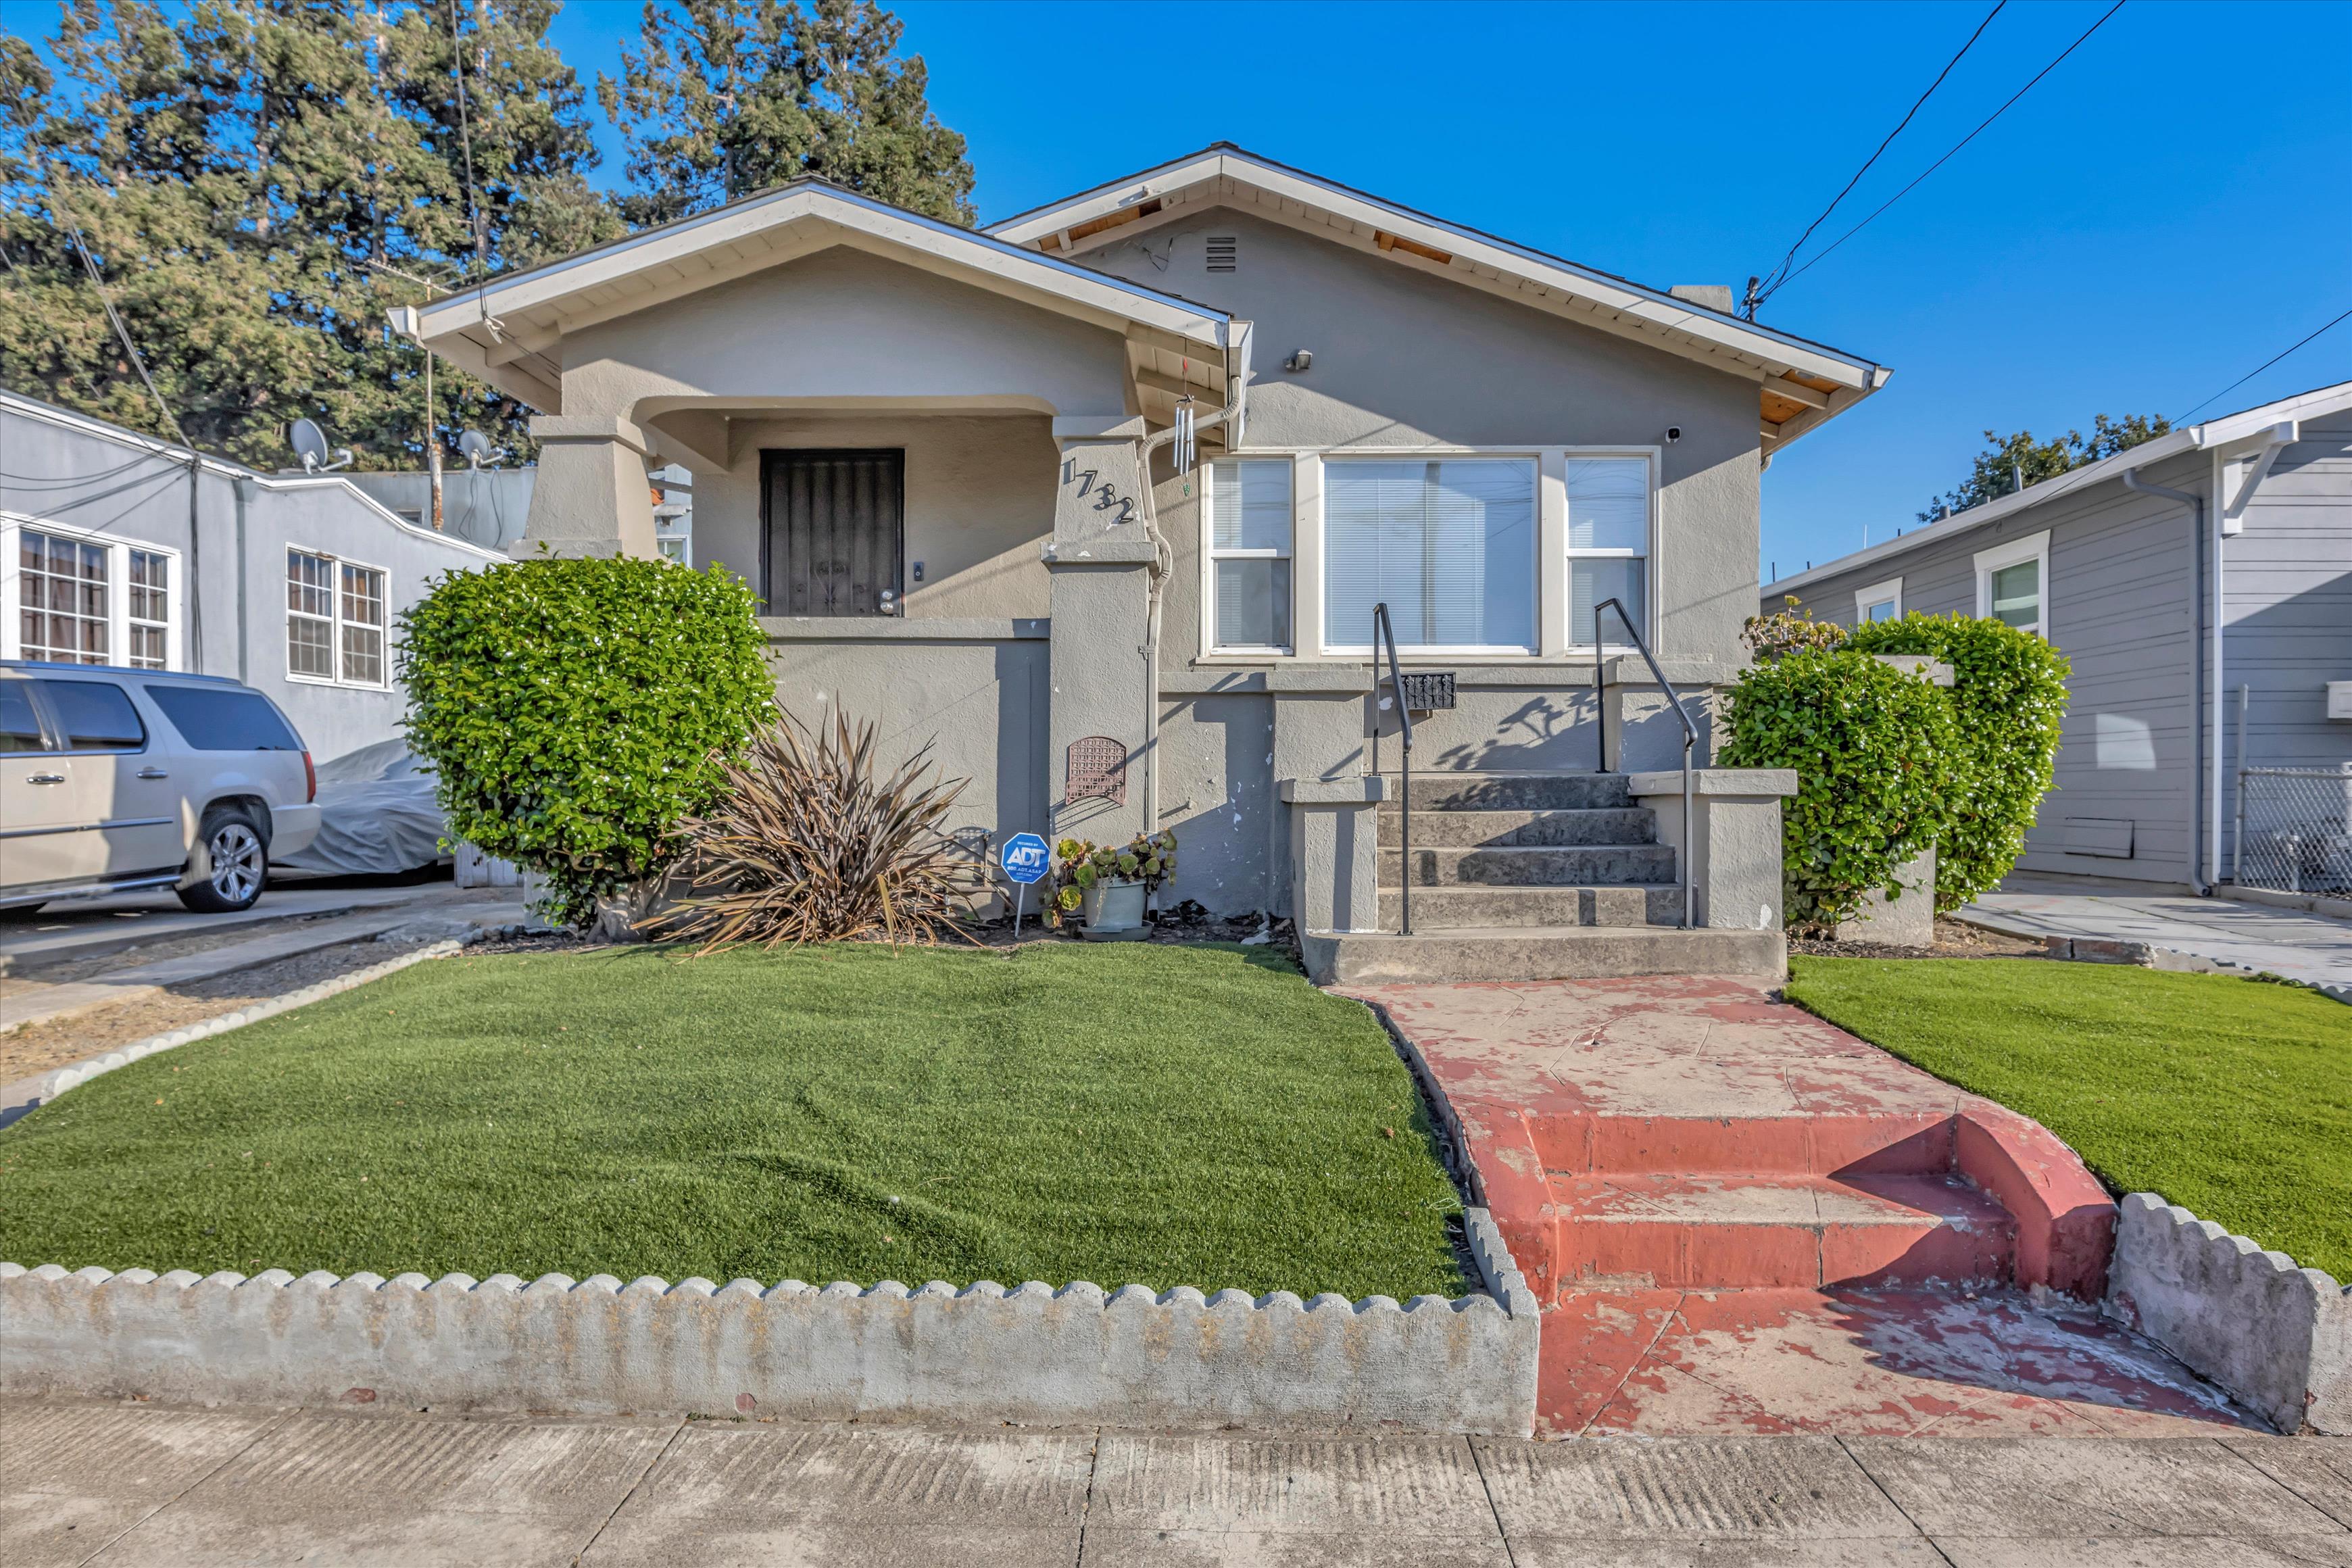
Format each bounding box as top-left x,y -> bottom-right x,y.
653,710 -> 983,950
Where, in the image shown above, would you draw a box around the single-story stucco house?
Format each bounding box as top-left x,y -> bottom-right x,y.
1,389 -> 504,765
403,145 -> 1894,981
1764,382 -> 2352,900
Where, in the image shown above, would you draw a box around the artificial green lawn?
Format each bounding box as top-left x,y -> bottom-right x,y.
1786,956 -> 2352,1279
0,943 -> 1466,1300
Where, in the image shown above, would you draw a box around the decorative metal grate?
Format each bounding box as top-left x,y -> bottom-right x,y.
2237,767 -> 2352,895
1065,735 -> 1128,805
1397,671 -> 1456,712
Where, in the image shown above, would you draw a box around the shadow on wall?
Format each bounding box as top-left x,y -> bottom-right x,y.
1400,690 -> 1600,773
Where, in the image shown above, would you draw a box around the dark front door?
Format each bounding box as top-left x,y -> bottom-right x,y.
760,449 -> 904,616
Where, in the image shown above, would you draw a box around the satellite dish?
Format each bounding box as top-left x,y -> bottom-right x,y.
290,418 -> 330,472
458,429 -> 493,468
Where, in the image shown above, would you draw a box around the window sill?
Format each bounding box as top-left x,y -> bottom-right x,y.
285,673 -> 393,693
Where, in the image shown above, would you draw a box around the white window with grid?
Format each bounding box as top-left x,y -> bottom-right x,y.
287,547 -> 389,687
1324,458 -> 1536,653
0,516 -> 182,670
1565,456 -> 1653,647
1205,458 -> 1293,652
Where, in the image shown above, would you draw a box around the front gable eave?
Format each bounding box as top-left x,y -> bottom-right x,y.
988,145 -> 1892,455
404,181 -> 1235,417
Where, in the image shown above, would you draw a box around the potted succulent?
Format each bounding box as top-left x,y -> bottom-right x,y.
1051,830 -> 1177,939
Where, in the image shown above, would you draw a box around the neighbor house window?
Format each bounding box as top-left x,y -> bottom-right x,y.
1325,458 -> 1536,652
1,518 -> 181,670
1206,458 -> 1293,651
1974,531 -> 2049,637
1855,577 -> 1903,623
287,547 -> 389,685
1566,456 -> 1652,645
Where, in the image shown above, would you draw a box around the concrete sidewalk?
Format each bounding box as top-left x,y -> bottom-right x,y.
1960,891 -> 2352,998
5,1400 -> 2347,1565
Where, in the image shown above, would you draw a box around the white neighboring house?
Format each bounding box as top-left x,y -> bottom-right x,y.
1,389 -> 505,765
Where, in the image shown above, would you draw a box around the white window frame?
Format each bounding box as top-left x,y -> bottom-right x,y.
1200,457 -> 1296,655
1317,449 -> 1546,658
285,546 -> 393,690
0,511 -> 185,670
1561,448 -> 1661,656
1855,577 -> 1904,623
1974,529 -> 2051,638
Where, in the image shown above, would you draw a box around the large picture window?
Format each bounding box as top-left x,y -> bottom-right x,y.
1566,456 -> 1652,645
1,518 -> 180,670
1206,458 -> 1293,651
287,547 -> 389,686
1324,458 -> 1536,652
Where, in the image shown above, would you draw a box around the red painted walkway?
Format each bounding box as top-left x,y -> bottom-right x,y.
1348,975 -> 2260,1437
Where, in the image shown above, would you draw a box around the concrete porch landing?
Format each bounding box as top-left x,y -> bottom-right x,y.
1347,976 -> 2259,1437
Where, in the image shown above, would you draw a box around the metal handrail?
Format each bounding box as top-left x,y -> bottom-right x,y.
1370,602 -> 1414,935
1592,598 -> 1698,930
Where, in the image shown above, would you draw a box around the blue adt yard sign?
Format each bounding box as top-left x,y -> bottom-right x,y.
1000,832 -> 1050,935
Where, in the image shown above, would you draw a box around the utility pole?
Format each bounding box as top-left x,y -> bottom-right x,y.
425,345 -> 443,530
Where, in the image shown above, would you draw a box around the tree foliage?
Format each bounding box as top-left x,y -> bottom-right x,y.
1718,650 -> 1959,937
397,554 -> 776,929
1918,413 -> 2171,522
0,0 -> 619,468
1847,613 -> 2069,910
597,0 -> 975,228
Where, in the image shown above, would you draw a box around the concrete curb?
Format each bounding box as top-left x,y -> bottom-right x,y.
0,1213 -> 1540,1434
2104,1192 -> 2350,1434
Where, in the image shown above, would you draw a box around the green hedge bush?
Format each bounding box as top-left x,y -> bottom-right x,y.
398,555 -> 775,928
1718,647 -> 1959,935
1847,613 -> 2069,910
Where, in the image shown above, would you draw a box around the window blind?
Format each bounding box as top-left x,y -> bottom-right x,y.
1325,460 -> 1534,650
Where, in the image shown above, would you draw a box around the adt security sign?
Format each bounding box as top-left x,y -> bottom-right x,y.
999,832 -> 1051,935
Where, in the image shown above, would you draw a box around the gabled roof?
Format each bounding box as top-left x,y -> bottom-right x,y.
1761,380 -> 2352,598
407,180 -> 1236,414
987,144 -> 1892,454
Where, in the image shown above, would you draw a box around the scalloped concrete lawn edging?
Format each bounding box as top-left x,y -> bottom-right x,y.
2105,1193 -> 2351,1434
0,931 -> 1540,1435
0,1210 -> 1540,1435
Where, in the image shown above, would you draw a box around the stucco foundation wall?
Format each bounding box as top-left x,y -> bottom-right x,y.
2104,1192 -> 2351,1434
0,1210 -> 1540,1437
764,624 -> 1049,902
691,412 -> 1057,620
1154,691 -> 1279,915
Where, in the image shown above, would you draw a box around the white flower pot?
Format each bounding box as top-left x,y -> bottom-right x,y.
1078,878 -> 1148,933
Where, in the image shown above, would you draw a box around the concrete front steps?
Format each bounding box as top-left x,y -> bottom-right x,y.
1301,770 -> 1783,983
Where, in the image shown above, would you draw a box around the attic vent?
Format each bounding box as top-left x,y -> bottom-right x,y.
1206,236 -> 1237,272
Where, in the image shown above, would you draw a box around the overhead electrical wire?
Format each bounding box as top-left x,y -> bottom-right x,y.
2174,305 -> 2352,424
1755,0 -> 2128,311
1746,1 -> 2007,316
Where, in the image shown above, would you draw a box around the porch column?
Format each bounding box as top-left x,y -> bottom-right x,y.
519,414 -> 659,559
1044,416 -> 1154,846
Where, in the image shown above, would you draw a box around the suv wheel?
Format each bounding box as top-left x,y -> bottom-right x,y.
178,806 -> 269,913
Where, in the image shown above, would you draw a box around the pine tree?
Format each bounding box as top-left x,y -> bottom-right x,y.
598,0 -> 975,229
0,0 -> 618,470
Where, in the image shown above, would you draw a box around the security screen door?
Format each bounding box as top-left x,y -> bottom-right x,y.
760,449 -> 905,616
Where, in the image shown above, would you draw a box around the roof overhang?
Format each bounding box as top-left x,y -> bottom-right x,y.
987,145 -> 1892,454
403,182 -> 1237,421
1763,380 -> 2352,598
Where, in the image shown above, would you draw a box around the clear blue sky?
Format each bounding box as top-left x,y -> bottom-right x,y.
27,0 -> 2351,579
546,0 -> 2351,580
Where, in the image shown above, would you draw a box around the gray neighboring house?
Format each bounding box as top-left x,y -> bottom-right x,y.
1,389 -> 505,764
343,463 -> 693,562
403,144 -> 1898,980
1762,382 -> 2352,897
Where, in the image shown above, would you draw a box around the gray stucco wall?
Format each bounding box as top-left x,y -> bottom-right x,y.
1771,417 -> 2352,890
694,413 -> 1056,620
0,397 -> 501,766
343,468 -> 535,554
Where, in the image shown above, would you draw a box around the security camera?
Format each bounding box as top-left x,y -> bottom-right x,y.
1664,426 -> 1683,444
1283,349 -> 1313,373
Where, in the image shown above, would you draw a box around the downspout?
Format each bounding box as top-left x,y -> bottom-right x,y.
232,477 -> 252,683
1134,381 -> 1239,843
2122,468 -> 2213,894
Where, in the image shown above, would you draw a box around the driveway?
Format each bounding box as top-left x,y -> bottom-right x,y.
1961,891 -> 2352,998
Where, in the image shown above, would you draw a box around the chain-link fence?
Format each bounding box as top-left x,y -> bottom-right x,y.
2236,767 -> 2352,895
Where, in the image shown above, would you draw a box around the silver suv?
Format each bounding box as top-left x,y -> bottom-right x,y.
1,663 -> 322,914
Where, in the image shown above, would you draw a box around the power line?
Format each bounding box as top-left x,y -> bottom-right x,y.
68,221 -> 189,447
2175,305 -> 2352,424
1766,0 -> 2128,303
1747,1 -> 2006,316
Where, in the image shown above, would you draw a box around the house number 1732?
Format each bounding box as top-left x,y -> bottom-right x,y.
1061,458 -> 1137,524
